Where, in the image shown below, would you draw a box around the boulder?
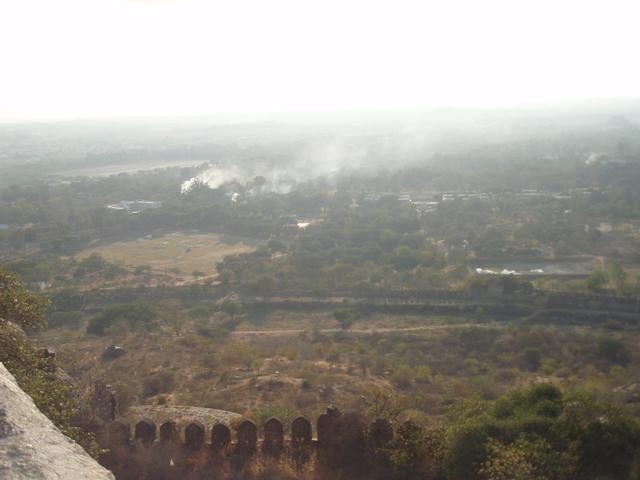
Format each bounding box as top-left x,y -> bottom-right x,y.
0,362 -> 114,479
101,345 -> 126,361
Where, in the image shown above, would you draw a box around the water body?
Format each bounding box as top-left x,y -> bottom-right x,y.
474,258 -> 594,276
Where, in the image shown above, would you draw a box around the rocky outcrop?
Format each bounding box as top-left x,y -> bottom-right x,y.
0,362 -> 114,480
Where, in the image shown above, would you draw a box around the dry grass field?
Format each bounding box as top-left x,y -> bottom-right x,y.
74,232 -> 255,280
35,301 -> 640,425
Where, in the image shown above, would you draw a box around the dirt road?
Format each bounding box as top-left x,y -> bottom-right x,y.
231,322 -> 495,337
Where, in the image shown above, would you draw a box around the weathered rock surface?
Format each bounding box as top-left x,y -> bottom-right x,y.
0,362 -> 114,480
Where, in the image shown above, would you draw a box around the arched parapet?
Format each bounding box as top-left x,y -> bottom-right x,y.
291,416 -> 312,447
109,418 -> 131,446
184,421 -> 205,451
159,421 -> 179,444
235,419 -> 258,455
317,407 -> 341,448
211,422 -> 231,451
262,417 -> 284,457
134,418 -> 156,448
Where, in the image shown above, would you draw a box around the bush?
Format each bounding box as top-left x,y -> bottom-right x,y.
443,384 -> 640,480
0,323 -> 79,439
0,264 -> 49,329
586,269 -> 607,292
74,253 -> 108,278
48,310 -> 83,329
188,302 -> 216,320
86,303 -> 157,335
0,268 -> 85,449
333,307 -> 358,330
523,348 -> 541,371
195,321 -> 230,339
111,380 -> 140,413
414,365 -> 432,384
386,421 -> 427,479
220,341 -> 258,367
142,371 -> 177,398
393,365 -> 414,389
597,337 -> 631,366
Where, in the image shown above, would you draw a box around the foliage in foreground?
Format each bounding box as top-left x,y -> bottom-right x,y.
0,263 -> 101,456
248,385 -> 640,480
0,263 -> 49,329
0,264 -> 80,437
440,383 -> 640,480
0,323 -> 79,439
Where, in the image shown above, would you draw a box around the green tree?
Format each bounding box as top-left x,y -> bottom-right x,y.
443,384 -> 640,480
481,437 -> 561,480
86,303 -> 157,335
74,253 -> 107,278
391,246 -> 419,271
597,337 -> 631,366
606,261 -> 627,293
221,299 -> 242,323
393,365 -> 414,389
0,264 -> 49,329
586,269 -> 607,292
0,263 -> 87,450
333,307 -> 356,330
386,421 -> 426,479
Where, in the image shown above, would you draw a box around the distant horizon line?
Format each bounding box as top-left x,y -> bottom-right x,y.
2,96 -> 640,125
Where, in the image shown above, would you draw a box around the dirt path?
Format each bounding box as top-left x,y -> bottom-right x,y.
232,322 -> 496,337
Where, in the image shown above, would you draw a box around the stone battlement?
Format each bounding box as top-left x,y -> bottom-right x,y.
98,408 -> 397,479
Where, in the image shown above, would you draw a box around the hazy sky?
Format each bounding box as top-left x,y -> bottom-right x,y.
1,0 -> 639,121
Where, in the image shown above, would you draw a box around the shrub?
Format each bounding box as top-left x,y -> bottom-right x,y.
393,365 -> 414,389
48,310 -> 83,328
597,337 -> 631,366
443,384 -> 640,480
414,365 -> 432,384
74,253 -> 108,278
86,303 -> 157,335
220,341 -> 259,367
142,371 -> 177,398
111,380 -> 140,413
523,348 -> 541,371
0,323 -> 79,439
586,269 -> 607,292
188,302 -> 216,320
333,307 -> 357,330
0,264 -> 49,329
386,421 -> 426,479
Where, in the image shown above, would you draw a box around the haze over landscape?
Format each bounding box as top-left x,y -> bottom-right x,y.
2,2 -> 640,480
2,0 -> 640,120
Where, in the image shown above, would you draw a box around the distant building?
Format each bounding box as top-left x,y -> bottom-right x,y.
24,281 -> 48,293
106,200 -> 162,214
442,192 -> 489,202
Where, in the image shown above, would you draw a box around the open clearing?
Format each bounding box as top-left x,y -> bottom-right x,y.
74,232 -> 255,278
